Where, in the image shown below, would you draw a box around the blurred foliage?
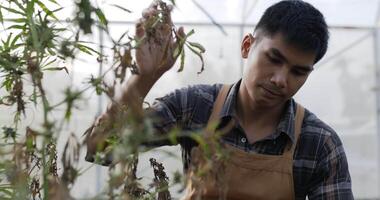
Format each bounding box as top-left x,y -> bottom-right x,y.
0,0 -> 220,199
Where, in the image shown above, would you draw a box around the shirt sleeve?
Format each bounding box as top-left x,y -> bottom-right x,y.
307,131 -> 354,199
141,86 -> 189,147
143,84 -> 219,147
150,87 -> 189,132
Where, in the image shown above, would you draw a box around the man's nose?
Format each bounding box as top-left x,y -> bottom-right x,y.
270,68 -> 288,88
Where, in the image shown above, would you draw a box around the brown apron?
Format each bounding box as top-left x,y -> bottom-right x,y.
182,85 -> 305,200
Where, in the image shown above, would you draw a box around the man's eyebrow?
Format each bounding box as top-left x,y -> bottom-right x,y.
269,48 -> 314,71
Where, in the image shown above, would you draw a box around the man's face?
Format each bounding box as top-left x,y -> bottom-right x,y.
241,32 -> 316,108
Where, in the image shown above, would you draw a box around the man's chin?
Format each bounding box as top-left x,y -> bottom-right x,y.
254,95 -> 286,109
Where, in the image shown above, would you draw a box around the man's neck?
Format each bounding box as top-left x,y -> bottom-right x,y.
236,83 -> 286,142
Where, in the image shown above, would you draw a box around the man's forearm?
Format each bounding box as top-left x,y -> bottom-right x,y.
108,73 -> 162,117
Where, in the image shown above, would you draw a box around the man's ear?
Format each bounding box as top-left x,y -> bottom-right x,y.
241,34 -> 255,58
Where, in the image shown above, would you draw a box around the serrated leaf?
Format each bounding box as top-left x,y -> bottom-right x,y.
0,5 -> 24,15
7,18 -> 27,23
47,47 -> 56,56
26,0 -> 35,18
6,24 -> 25,30
186,43 -> 205,74
177,48 -> 185,72
110,4 -> 131,13
94,8 -> 108,27
54,28 -> 67,31
75,43 -> 100,55
41,58 -> 57,68
48,0 -> 60,6
4,33 -> 13,49
76,45 -> 92,55
0,8 -> 3,24
0,187 -> 12,197
12,1 -> 26,12
12,43 -> 23,49
35,0 -> 58,20
187,41 -> 205,53
10,33 -> 22,49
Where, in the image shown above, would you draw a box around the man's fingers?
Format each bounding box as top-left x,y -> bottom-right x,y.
163,4 -> 174,25
176,26 -> 185,39
135,18 -> 145,39
142,4 -> 159,19
167,4 -> 173,12
149,0 -> 159,9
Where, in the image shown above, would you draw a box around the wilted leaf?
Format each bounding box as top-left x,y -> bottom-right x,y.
173,29 -> 194,58
43,67 -> 68,74
177,48 -> 185,72
185,29 -> 195,38
187,41 -> 205,53
0,5 -> 24,15
172,44 -> 181,58
61,133 -> 80,186
186,43 -> 205,74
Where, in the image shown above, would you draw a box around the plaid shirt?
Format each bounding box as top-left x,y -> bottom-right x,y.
150,80 -> 353,200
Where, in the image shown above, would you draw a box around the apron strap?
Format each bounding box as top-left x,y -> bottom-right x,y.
205,84 -> 232,137
284,103 -> 305,157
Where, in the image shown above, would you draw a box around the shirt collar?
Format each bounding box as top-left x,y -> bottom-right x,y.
218,79 -> 297,144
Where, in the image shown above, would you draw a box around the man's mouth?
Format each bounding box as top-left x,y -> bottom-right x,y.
260,85 -> 283,97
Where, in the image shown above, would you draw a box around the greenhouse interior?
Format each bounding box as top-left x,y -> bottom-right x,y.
0,0 -> 379,199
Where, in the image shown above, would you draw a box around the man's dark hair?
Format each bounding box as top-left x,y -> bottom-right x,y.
255,0 -> 329,63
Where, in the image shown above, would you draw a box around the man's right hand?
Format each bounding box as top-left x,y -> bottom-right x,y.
85,1 -> 185,164
84,110 -> 114,164
135,1 -> 185,78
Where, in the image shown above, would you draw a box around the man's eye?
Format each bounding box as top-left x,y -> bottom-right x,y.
292,69 -> 307,76
267,55 -> 282,64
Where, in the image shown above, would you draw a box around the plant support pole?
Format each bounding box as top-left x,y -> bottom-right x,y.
374,28 -> 380,199
374,1 -> 380,197
96,25 -> 105,193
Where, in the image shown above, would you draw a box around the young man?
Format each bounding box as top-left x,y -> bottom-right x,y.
86,0 -> 353,199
